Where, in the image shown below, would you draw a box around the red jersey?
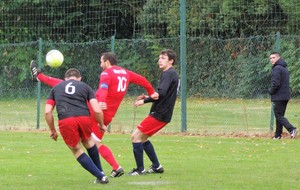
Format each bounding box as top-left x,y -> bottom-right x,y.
95,66 -> 155,119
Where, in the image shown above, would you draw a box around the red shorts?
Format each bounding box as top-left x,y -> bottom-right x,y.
137,115 -> 167,136
90,113 -> 113,141
58,116 -> 93,147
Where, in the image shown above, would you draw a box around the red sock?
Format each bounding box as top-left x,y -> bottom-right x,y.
37,73 -> 63,87
98,144 -> 119,170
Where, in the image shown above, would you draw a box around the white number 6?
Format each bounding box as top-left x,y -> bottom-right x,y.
65,82 -> 76,94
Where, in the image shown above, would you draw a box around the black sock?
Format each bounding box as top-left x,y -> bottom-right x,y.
143,140 -> 160,168
77,153 -> 103,179
132,142 -> 144,171
87,144 -> 102,171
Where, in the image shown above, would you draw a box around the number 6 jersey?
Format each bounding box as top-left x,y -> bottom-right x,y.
47,79 -> 96,120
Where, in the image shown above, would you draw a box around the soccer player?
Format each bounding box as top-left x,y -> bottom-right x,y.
45,68 -> 109,184
128,49 -> 179,176
31,52 -> 157,177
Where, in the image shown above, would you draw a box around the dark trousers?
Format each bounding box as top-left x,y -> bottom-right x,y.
273,100 -> 295,136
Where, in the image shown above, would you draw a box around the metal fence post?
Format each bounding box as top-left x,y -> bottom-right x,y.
269,32 -> 281,131
36,38 -> 43,129
180,0 -> 187,132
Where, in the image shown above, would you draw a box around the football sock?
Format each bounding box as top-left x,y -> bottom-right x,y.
143,140 -> 160,168
37,73 -> 63,87
132,142 -> 144,171
77,153 -> 104,179
87,144 -> 103,171
98,144 -> 119,170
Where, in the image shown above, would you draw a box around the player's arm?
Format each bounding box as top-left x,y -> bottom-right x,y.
89,98 -> 107,131
134,92 -> 159,107
95,72 -> 110,110
136,72 -> 173,106
45,99 -> 58,141
127,70 -> 156,97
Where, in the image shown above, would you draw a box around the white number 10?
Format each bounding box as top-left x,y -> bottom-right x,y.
117,76 -> 127,92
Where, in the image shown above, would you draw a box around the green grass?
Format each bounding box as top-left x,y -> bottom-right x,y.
1,98 -> 300,135
0,132 -> 300,190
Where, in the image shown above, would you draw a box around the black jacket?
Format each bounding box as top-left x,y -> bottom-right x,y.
268,58 -> 291,101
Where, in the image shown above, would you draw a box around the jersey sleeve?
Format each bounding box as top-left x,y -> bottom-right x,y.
46,89 -> 56,106
86,84 -> 96,101
95,71 -> 110,102
127,70 -> 155,95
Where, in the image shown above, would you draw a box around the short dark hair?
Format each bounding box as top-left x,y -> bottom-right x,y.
64,68 -> 81,78
101,52 -> 118,65
270,51 -> 281,56
160,49 -> 176,65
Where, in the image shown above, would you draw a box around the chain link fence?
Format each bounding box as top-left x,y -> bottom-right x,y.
1,35 -> 300,135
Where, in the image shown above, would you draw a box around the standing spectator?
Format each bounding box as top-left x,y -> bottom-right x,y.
128,49 -> 179,175
269,52 -> 298,139
44,68 -> 108,184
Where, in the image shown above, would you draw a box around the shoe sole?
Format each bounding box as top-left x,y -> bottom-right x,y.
110,171 -> 124,178
291,129 -> 298,139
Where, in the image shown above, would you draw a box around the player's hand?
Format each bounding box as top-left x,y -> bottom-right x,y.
150,92 -> 159,100
137,94 -> 146,100
134,99 -> 145,106
99,102 -> 107,110
99,124 -> 107,132
50,131 -> 58,141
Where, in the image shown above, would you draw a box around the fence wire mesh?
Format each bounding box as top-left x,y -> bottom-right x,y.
1,35 -> 300,135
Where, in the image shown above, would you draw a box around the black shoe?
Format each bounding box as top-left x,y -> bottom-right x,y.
290,128 -> 298,139
110,166 -> 124,178
272,136 -> 282,140
94,175 -> 109,184
147,165 -> 164,173
128,168 -> 147,176
30,60 -> 39,82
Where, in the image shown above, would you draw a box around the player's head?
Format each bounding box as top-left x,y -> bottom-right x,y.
269,51 -> 281,65
158,49 -> 176,71
100,52 -> 118,69
64,68 -> 82,81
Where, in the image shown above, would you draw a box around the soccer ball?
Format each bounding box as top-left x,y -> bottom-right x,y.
46,50 -> 64,68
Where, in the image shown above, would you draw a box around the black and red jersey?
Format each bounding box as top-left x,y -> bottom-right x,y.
47,79 -> 96,120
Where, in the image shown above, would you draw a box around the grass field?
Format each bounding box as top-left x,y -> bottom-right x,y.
1,98 -> 300,135
0,131 -> 300,190
1,98 -> 300,189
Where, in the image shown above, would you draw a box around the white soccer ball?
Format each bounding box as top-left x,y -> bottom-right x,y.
46,50 -> 64,68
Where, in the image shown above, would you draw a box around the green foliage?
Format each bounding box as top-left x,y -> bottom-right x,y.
186,36 -> 275,98
137,0 -> 300,38
279,37 -> 300,94
0,43 -> 38,91
1,0 -> 300,43
2,34 -> 300,99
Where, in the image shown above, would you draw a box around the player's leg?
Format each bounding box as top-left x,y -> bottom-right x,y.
37,73 -> 63,87
130,116 -> 166,175
143,140 -> 164,173
69,142 -> 107,183
128,128 -> 147,176
59,117 -> 108,184
30,60 -> 63,87
90,117 -> 124,178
